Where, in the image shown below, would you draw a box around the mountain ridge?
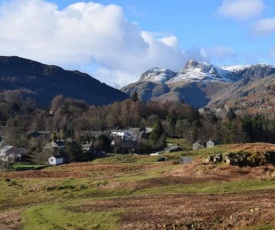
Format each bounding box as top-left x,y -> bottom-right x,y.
136,60 -> 275,84
0,56 -> 129,106
121,59 -> 275,109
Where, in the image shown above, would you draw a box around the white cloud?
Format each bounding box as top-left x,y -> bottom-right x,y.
0,0 -> 210,87
158,36 -> 178,49
253,18 -> 275,34
201,46 -> 236,61
218,0 -> 264,21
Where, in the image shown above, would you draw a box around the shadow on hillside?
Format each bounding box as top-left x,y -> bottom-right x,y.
175,83 -> 210,107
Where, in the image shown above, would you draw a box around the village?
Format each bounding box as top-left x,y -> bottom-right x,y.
0,123 -> 225,169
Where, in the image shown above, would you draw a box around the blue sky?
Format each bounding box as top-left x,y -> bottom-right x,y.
0,0 -> 274,86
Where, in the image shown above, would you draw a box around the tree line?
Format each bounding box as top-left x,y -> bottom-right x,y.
1,91 -> 275,162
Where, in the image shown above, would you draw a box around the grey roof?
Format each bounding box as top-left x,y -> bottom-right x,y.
207,139 -> 220,144
0,145 -> 14,153
194,141 -> 206,146
82,143 -> 93,148
50,155 -> 63,159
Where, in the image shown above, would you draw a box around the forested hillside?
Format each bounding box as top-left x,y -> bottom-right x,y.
1,92 -> 275,163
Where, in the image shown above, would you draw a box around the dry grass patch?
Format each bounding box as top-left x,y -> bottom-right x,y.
70,190 -> 275,229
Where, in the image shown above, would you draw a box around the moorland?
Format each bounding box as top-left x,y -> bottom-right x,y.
1,142 -> 275,230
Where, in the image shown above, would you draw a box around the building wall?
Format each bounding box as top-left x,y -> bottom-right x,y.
193,143 -> 201,150
207,141 -> 214,148
193,142 -> 206,150
1,146 -> 21,161
48,157 -> 63,165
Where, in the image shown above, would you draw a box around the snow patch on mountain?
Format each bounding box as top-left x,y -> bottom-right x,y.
138,60 -> 275,85
166,60 -> 237,84
140,67 -> 176,83
220,65 -> 250,72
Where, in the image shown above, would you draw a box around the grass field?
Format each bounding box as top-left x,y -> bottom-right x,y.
1,143 -> 275,229
12,164 -> 45,171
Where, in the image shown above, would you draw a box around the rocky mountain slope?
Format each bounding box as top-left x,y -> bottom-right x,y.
121,60 -> 275,109
0,56 -> 129,106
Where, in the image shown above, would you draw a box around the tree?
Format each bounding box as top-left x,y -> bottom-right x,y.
166,111 -> 177,137
149,120 -> 164,144
226,107 -> 236,121
146,115 -> 160,127
0,158 -> 13,172
121,100 -> 131,128
94,134 -> 111,152
50,95 -> 64,113
241,114 -> 253,142
65,141 -> 83,161
252,114 -> 264,142
192,120 -> 202,143
131,91 -> 139,102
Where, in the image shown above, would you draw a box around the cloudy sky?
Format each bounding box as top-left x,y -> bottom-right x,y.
0,0 -> 274,87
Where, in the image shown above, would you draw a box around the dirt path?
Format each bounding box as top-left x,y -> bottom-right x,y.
0,209 -> 24,230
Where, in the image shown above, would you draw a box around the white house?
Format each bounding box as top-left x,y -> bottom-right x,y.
111,130 -> 136,141
48,155 -> 63,165
82,143 -> 93,152
206,140 -> 220,148
0,145 -> 21,162
192,141 -> 206,150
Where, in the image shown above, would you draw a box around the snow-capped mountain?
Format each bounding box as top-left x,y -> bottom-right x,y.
166,60 -> 239,83
121,59 -> 275,108
140,67 -> 176,83
138,60 -> 275,84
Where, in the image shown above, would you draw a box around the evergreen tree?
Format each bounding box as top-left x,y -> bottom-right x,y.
175,119 -> 184,137
149,120 -> 164,143
241,115 -> 253,142
226,107 -> 236,121
252,114 -> 264,142
131,91 -> 139,102
166,111 -> 177,137
192,120 -> 202,143
65,141 -> 83,161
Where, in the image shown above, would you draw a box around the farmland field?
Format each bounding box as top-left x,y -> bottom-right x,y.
1,143 -> 275,229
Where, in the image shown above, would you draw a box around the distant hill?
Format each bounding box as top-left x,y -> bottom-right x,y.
0,56 -> 129,106
121,60 -> 275,109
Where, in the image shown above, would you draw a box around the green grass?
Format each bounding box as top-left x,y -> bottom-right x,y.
12,164 -> 45,171
1,144 -> 275,229
132,178 -> 275,195
186,145 -> 227,157
249,223 -> 275,230
166,138 -> 192,150
17,176 -> 275,230
22,204 -> 120,230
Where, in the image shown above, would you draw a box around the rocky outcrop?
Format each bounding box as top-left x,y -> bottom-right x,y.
234,64 -> 275,81
203,151 -> 275,167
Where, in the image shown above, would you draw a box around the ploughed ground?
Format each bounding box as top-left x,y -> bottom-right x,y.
1,143 -> 275,229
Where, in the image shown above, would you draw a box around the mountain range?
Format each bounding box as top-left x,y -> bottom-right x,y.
0,56 -> 129,106
1,55 -> 275,114
121,60 -> 275,112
